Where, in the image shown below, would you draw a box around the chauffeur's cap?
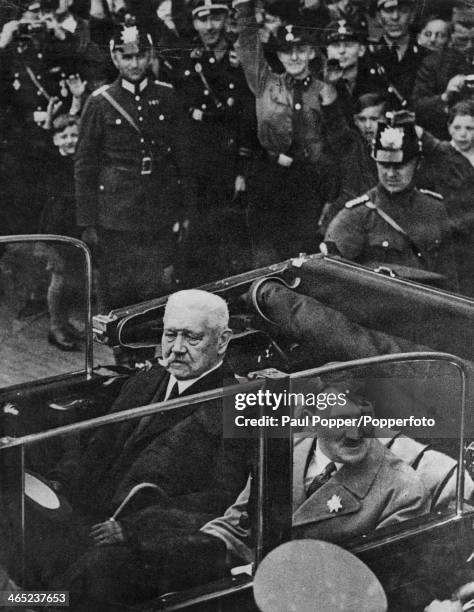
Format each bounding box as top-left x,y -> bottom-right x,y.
325,19 -> 361,45
110,15 -> 153,53
191,0 -> 230,18
372,114 -> 421,163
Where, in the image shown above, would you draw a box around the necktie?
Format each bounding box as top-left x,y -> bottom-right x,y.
166,381 -> 180,401
306,462 -> 336,499
390,43 -> 399,63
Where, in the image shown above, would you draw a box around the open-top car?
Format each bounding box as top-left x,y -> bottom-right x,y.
0,235 -> 473,611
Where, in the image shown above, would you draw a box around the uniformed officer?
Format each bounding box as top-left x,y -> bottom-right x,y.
367,0 -> 421,104
324,19 -> 387,121
0,0 -> 78,233
233,0 -> 338,266
166,0 -> 257,284
75,16 -> 184,315
324,117 -> 459,291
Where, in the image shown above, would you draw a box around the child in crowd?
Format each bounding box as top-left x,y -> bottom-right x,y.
39,114 -> 84,351
417,100 -> 474,295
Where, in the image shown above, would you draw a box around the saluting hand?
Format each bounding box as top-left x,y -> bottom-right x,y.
89,518 -> 125,546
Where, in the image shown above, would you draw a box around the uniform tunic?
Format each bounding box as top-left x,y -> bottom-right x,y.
325,183 -> 458,291
75,77 -> 185,309
166,39 -> 258,283
0,36 -> 73,232
234,0 -> 338,264
368,36 -> 422,104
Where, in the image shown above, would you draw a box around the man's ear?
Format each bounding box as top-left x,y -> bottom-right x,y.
217,328 -> 232,355
308,46 -> 316,60
110,49 -> 120,70
358,44 -> 366,58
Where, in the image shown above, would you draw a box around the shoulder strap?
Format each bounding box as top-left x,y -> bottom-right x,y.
101,89 -> 141,134
368,203 -> 428,266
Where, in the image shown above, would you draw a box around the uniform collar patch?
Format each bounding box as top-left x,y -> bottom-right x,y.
121,77 -> 148,95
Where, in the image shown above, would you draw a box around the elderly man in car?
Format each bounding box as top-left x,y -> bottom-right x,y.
16,289 -> 250,598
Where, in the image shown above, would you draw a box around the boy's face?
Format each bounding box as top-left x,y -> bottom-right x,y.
354,103 -> 385,144
326,40 -> 364,70
449,114 -> 474,152
53,124 -> 79,156
277,44 -> 315,79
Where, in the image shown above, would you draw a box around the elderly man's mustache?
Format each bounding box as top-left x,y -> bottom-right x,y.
158,353 -> 175,367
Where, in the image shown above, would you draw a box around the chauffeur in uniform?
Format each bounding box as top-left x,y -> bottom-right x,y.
75,17 -> 185,315
324,117 -> 459,291
166,0 -> 257,284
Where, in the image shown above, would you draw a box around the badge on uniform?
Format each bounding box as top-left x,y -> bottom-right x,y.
141,156 -> 152,175
327,494 -> 342,513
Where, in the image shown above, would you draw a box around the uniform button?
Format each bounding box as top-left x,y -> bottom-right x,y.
167,147 -> 171,152
140,138 -> 145,143
382,240 -> 389,247
37,91 -> 42,96
37,75 -> 41,80
417,252 -> 422,257
294,103 -> 301,110
37,106 -> 42,111
115,118 -> 122,124
184,70 -> 190,76
137,105 -> 142,111
204,89 -> 209,95
159,114 -> 164,120
209,57 -> 215,64
229,82 -> 235,89
99,185 -> 104,191
135,95 -> 140,101
201,104 -> 207,109
138,116 -> 143,122
37,53 -> 43,59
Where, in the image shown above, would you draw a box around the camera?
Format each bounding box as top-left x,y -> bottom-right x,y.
464,75 -> 474,90
16,20 -> 47,38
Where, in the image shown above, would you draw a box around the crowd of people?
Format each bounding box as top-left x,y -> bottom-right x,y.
1,0 -> 474,352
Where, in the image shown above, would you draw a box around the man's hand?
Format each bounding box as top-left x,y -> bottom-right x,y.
42,13 -> 66,40
89,519 -> 125,546
424,601 -> 462,612
67,74 -> 87,99
0,20 -> 19,48
441,74 -> 466,103
320,59 -> 341,105
44,96 -> 63,130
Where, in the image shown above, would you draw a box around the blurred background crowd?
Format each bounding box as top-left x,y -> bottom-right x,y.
1,0 -> 474,351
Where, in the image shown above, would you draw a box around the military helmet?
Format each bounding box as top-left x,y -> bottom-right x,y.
372,113 -> 421,163
110,14 -> 153,53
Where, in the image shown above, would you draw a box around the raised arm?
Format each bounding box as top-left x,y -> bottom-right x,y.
233,0 -> 269,96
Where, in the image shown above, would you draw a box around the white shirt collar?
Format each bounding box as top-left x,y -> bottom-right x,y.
121,77 -> 148,94
165,360 -> 223,398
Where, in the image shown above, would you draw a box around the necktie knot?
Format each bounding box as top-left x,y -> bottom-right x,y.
306,462 -> 336,499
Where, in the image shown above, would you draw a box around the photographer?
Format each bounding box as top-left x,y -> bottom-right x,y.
0,0 -> 101,236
